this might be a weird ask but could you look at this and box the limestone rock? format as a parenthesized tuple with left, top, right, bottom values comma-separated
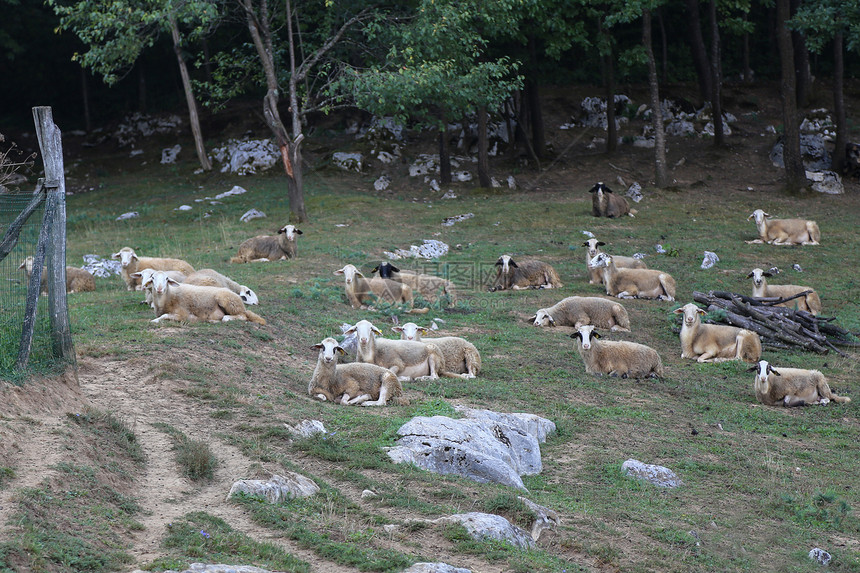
(434, 512, 535, 550)
(622, 459, 682, 488)
(226, 473, 319, 503)
(404, 563, 471, 573)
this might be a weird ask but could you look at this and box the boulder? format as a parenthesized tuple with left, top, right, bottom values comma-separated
(404, 564, 471, 573)
(434, 512, 535, 550)
(622, 459, 682, 488)
(806, 170, 844, 194)
(226, 473, 319, 503)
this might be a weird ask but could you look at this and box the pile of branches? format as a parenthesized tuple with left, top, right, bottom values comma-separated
(691, 290, 859, 356)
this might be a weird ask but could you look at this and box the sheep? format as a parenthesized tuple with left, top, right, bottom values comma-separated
(111, 246, 195, 291)
(582, 238, 647, 285)
(184, 268, 259, 305)
(674, 302, 761, 363)
(371, 261, 458, 306)
(308, 337, 402, 406)
(589, 252, 675, 301)
(589, 182, 634, 218)
(529, 296, 631, 332)
(18, 256, 96, 294)
(131, 268, 187, 307)
(751, 360, 850, 407)
(490, 255, 563, 291)
(570, 324, 662, 378)
(230, 224, 302, 263)
(746, 209, 820, 245)
(346, 319, 455, 381)
(334, 264, 428, 314)
(747, 267, 821, 315)
(391, 322, 482, 379)
(141, 270, 266, 325)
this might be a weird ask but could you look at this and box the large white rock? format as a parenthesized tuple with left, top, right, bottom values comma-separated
(404, 564, 471, 573)
(434, 513, 535, 550)
(226, 473, 319, 503)
(622, 459, 682, 488)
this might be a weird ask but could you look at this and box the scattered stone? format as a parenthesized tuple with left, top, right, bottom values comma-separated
(793, 264, 803, 272)
(806, 170, 844, 194)
(210, 139, 280, 175)
(701, 251, 719, 269)
(702, 121, 732, 137)
(441, 190, 457, 199)
(129, 148, 144, 158)
(517, 496, 560, 541)
(809, 548, 832, 566)
(215, 186, 248, 199)
(429, 179, 441, 192)
(114, 112, 182, 147)
(506, 175, 517, 189)
(403, 564, 471, 573)
(361, 489, 378, 499)
(581, 230, 595, 238)
(161, 144, 181, 164)
(633, 252, 648, 259)
(409, 154, 438, 177)
(442, 213, 474, 227)
(226, 473, 319, 503)
(665, 120, 695, 137)
(332, 151, 363, 172)
(453, 171, 472, 182)
(376, 151, 397, 163)
(174, 205, 192, 211)
(240, 209, 266, 223)
(159, 565, 284, 573)
(434, 513, 535, 550)
(116, 211, 139, 221)
(770, 134, 831, 171)
(454, 406, 556, 443)
(374, 175, 391, 191)
(384, 239, 449, 260)
(626, 182, 643, 203)
(283, 420, 327, 438)
(622, 459, 682, 488)
(82, 254, 121, 278)
(655, 244, 667, 254)
(340, 323, 357, 354)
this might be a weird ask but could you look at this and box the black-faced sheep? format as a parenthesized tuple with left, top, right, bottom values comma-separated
(334, 264, 428, 314)
(371, 262, 458, 306)
(571, 325, 662, 378)
(589, 182, 633, 218)
(751, 360, 850, 407)
(589, 253, 675, 301)
(747, 267, 821, 315)
(582, 238, 647, 285)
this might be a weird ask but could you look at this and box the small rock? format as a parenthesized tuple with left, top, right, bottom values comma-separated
(215, 186, 247, 199)
(701, 251, 719, 269)
(116, 211, 139, 221)
(442, 213, 474, 226)
(403, 564, 472, 573)
(174, 205, 192, 211)
(626, 182, 643, 203)
(793, 264, 803, 272)
(374, 175, 391, 191)
(226, 473, 319, 503)
(361, 489, 378, 499)
(621, 459, 682, 488)
(160, 144, 181, 164)
(240, 209, 266, 222)
(283, 420, 327, 438)
(809, 547, 832, 566)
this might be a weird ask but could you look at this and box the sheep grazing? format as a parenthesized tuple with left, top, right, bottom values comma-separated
(589, 182, 634, 218)
(334, 264, 428, 314)
(747, 267, 821, 315)
(674, 302, 761, 363)
(142, 270, 266, 325)
(490, 255, 563, 291)
(372, 262, 458, 306)
(746, 209, 820, 245)
(571, 324, 663, 378)
(391, 322, 482, 379)
(230, 224, 302, 263)
(112, 246, 195, 291)
(308, 337, 402, 406)
(752, 360, 850, 407)
(589, 252, 675, 301)
(529, 296, 631, 332)
(184, 268, 259, 305)
(583, 238, 647, 285)
(18, 256, 96, 294)
(346, 319, 453, 380)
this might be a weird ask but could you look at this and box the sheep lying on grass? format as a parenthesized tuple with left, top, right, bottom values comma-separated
(335, 264, 428, 314)
(529, 296, 631, 332)
(746, 209, 820, 245)
(346, 319, 453, 381)
(589, 253, 675, 301)
(112, 246, 194, 291)
(589, 182, 634, 218)
(747, 267, 821, 315)
(185, 268, 259, 305)
(391, 322, 481, 379)
(372, 262, 458, 306)
(18, 255, 96, 294)
(571, 325, 663, 378)
(490, 255, 563, 291)
(583, 238, 647, 285)
(142, 270, 265, 325)
(131, 268, 187, 307)
(675, 303, 761, 363)
(309, 337, 402, 406)
(751, 360, 850, 407)
(230, 224, 302, 262)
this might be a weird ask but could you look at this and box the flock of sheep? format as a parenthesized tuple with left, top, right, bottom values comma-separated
(17, 186, 849, 410)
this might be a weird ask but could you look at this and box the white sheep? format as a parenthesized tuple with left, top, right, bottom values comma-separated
(184, 268, 259, 305)
(583, 238, 647, 285)
(142, 270, 266, 325)
(747, 267, 821, 315)
(131, 268, 187, 307)
(746, 209, 820, 245)
(752, 360, 850, 407)
(308, 337, 402, 406)
(529, 296, 631, 332)
(589, 253, 675, 301)
(346, 319, 452, 381)
(674, 303, 761, 363)
(18, 256, 96, 294)
(571, 324, 663, 378)
(334, 264, 428, 314)
(490, 255, 563, 291)
(589, 182, 634, 218)
(230, 224, 302, 262)
(371, 262, 458, 306)
(391, 322, 481, 379)
(112, 246, 195, 291)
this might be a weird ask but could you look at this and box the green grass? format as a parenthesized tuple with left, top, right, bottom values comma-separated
(152, 422, 219, 482)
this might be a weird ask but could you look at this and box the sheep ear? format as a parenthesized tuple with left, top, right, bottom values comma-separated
(130, 272, 142, 278)
(17, 261, 25, 269)
(277, 227, 286, 234)
(588, 185, 598, 193)
(746, 271, 754, 278)
(311, 344, 323, 350)
(696, 308, 707, 316)
(581, 241, 590, 247)
(336, 346, 345, 355)
(746, 365, 758, 372)
(370, 266, 379, 274)
(391, 326, 403, 333)
(334, 268, 345, 275)
(596, 241, 606, 247)
(770, 367, 781, 377)
(510, 260, 519, 268)
(111, 251, 121, 259)
(389, 264, 400, 273)
(527, 314, 537, 322)
(344, 325, 357, 335)
(592, 331, 601, 339)
(294, 229, 303, 235)
(167, 277, 181, 286)
(672, 307, 684, 314)
(419, 327, 430, 334)
(747, 213, 755, 220)
(371, 325, 382, 335)
(495, 258, 503, 266)
(569, 332, 580, 340)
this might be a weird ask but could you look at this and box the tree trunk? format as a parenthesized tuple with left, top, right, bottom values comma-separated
(643, 10, 668, 187)
(477, 105, 491, 187)
(169, 16, 211, 171)
(284, 0, 307, 221)
(657, 8, 668, 85)
(775, 0, 805, 191)
(525, 79, 545, 159)
(708, 0, 724, 146)
(832, 30, 846, 174)
(685, 0, 712, 106)
(790, 0, 811, 108)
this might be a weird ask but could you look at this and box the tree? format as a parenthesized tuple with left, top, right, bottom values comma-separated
(775, 0, 805, 191)
(48, 0, 217, 171)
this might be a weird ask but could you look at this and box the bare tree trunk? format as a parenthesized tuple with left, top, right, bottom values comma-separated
(709, 0, 724, 146)
(284, 0, 307, 222)
(477, 105, 491, 187)
(776, 0, 806, 191)
(169, 16, 211, 171)
(790, 0, 811, 108)
(832, 30, 846, 174)
(525, 79, 545, 159)
(643, 10, 668, 187)
(685, 0, 712, 106)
